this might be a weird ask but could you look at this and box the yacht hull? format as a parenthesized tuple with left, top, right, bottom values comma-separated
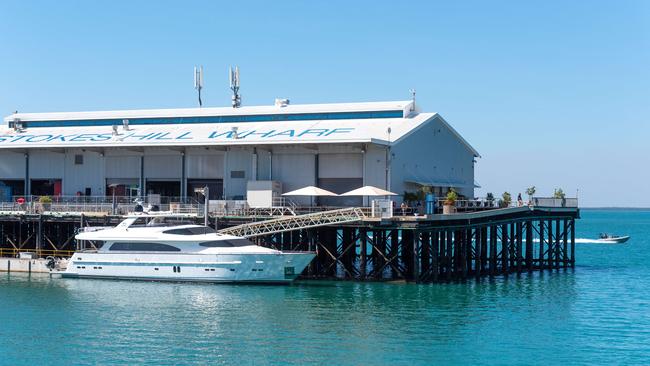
(62, 252, 315, 284)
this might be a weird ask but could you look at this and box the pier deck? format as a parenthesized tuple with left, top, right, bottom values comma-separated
(0, 205, 579, 283)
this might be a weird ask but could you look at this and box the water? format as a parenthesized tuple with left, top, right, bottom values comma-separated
(1, 209, 649, 365)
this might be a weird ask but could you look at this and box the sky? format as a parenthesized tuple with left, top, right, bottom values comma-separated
(0, 1, 648, 207)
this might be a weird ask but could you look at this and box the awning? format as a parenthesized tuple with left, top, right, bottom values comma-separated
(404, 179, 474, 189)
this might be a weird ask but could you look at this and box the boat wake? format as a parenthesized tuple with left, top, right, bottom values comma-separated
(575, 238, 626, 244)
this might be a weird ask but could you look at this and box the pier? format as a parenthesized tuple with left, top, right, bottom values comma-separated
(0, 199, 579, 283)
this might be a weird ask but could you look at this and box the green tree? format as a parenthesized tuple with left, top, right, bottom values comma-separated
(525, 186, 536, 199)
(553, 188, 565, 199)
(499, 191, 512, 208)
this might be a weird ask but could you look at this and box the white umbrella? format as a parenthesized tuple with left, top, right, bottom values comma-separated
(282, 186, 337, 197)
(282, 186, 337, 206)
(339, 185, 397, 196)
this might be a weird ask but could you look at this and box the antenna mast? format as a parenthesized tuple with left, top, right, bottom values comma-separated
(409, 88, 416, 111)
(194, 66, 204, 107)
(229, 66, 241, 108)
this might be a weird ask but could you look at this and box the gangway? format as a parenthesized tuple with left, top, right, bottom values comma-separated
(217, 207, 367, 238)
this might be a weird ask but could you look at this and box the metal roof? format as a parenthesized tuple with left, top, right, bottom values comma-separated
(0, 100, 479, 157)
(4, 100, 414, 123)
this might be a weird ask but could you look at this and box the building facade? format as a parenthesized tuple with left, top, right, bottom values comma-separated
(0, 100, 479, 205)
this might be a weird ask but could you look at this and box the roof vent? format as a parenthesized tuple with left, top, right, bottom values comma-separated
(275, 98, 290, 107)
(122, 119, 130, 131)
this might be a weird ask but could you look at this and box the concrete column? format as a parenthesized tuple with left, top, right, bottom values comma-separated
(139, 155, 144, 196)
(181, 150, 186, 199)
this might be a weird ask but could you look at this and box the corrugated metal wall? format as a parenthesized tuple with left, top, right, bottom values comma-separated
(0, 151, 25, 179)
(105, 155, 141, 179)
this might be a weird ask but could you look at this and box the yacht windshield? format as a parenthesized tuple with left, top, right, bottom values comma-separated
(128, 217, 199, 228)
(163, 227, 216, 235)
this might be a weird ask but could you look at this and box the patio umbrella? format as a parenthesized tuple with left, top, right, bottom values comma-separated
(282, 186, 338, 206)
(339, 185, 397, 197)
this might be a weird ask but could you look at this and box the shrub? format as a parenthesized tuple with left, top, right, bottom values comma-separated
(444, 189, 458, 205)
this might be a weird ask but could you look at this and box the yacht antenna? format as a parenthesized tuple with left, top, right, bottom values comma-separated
(229, 66, 241, 108)
(194, 66, 204, 107)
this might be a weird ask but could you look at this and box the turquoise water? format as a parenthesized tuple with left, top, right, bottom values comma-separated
(1, 209, 649, 365)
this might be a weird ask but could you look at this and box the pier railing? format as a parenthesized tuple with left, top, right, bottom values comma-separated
(0, 195, 577, 217)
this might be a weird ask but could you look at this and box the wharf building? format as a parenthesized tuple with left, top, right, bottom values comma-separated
(0, 100, 479, 206)
(0, 99, 580, 283)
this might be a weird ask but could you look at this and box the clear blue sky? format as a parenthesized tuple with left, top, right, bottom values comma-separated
(1, 1, 648, 207)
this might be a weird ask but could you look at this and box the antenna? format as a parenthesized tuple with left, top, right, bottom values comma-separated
(194, 66, 204, 107)
(229, 66, 241, 108)
(409, 89, 416, 111)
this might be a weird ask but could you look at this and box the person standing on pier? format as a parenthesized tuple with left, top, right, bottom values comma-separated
(517, 193, 523, 207)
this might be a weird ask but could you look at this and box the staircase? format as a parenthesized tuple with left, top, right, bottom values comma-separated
(217, 207, 366, 238)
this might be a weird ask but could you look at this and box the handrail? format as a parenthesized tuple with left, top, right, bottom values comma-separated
(0, 248, 76, 258)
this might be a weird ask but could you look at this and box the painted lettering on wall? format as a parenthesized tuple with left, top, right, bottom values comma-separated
(0, 127, 355, 145)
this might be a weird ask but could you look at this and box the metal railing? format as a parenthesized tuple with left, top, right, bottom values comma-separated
(0, 248, 76, 258)
(218, 207, 368, 238)
(0, 195, 578, 217)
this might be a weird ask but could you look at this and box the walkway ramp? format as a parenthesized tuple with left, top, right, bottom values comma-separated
(217, 207, 366, 238)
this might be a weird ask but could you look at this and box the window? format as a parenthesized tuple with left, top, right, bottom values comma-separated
(74, 154, 84, 165)
(109, 242, 181, 252)
(164, 227, 216, 235)
(199, 239, 254, 247)
(230, 170, 245, 179)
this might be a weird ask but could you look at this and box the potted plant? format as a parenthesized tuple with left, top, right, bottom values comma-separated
(443, 188, 457, 214)
(38, 195, 53, 211)
(499, 191, 512, 208)
(553, 188, 566, 207)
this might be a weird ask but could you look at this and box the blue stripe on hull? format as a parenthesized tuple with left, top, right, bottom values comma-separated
(61, 273, 295, 284)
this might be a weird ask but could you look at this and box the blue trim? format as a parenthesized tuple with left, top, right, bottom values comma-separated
(74, 261, 237, 267)
(13, 110, 404, 128)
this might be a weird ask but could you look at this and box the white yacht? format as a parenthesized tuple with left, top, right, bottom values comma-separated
(62, 215, 315, 284)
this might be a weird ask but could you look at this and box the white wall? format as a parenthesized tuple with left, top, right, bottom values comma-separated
(185, 150, 225, 179)
(272, 152, 316, 205)
(29, 150, 64, 179)
(144, 150, 182, 179)
(105, 154, 141, 179)
(63, 150, 104, 196)
(390, 115, 475, 200)
(363, 144, 387, 189)
(224, 148, 252, 199)
(318, 153, 362, 178)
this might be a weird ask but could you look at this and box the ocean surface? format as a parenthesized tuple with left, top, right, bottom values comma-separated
(1, 209, 649, 365)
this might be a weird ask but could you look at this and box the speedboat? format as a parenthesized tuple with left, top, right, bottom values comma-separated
(62, 214, 315, 284)
(596, 233, 630, 244)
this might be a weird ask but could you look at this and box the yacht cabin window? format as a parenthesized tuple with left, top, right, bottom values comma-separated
(109, 242, 181, 252)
